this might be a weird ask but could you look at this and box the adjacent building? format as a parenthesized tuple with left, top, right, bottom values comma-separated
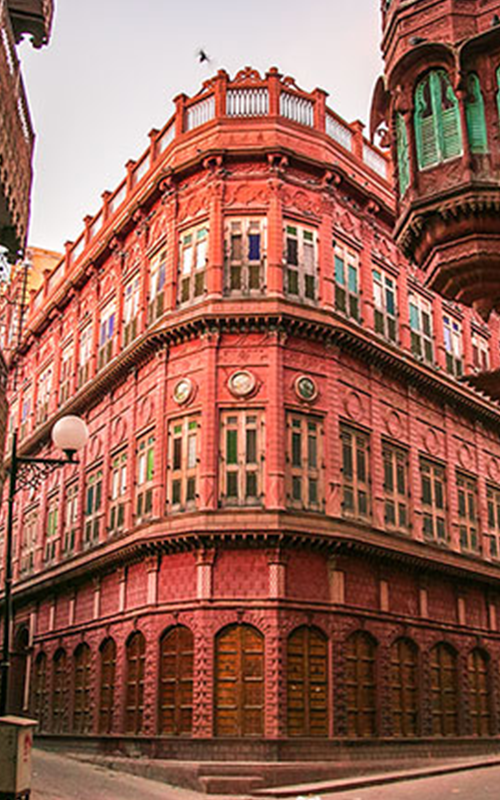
(4, 66, 500, 788)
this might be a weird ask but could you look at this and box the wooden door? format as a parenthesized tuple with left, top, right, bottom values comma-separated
(215, 624, 264, 737)
(72, 644, 92, 733)
(287, 626, 328, 737)
(52, 649, 68, 733)
(125, 632, 145, 734)
(390, 638, 419, 736)
(159, 626, 194, 736)
(430, 643, 458, 736)
(32, 653, 48, 730)
(99, 638, 116, 733)
(345, 631, 377, 737)
(468, 649, 491, 736)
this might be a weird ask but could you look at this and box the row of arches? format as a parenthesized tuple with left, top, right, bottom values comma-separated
(32, 625, 493, 738)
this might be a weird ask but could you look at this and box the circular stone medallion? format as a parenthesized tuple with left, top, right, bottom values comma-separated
(173, 377, 194, 405)
(228, 370, 256, 398)
(295, 375, 318, 402)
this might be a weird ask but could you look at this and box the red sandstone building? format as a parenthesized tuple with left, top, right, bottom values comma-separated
(4, 61, 500, 786)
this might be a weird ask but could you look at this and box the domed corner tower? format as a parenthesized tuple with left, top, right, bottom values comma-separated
(372, 0, 500, 318)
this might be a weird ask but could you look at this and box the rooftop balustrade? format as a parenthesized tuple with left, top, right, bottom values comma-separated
(24, 67, 390, 325)
(0, 0, 34, 257)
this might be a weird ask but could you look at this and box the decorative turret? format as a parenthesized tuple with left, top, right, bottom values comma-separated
(372, 0, 500, 317)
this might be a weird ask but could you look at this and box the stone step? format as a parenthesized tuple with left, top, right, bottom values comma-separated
(199, 774, 265, 794)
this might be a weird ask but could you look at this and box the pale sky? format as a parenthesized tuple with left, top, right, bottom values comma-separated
(19, 0, 384, 254)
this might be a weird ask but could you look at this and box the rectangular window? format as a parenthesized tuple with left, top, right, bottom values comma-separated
(457, 472, 479, 553)
(226, 218, 266, 294)
(136, 433, 155, 521)
(84, 468, 103, 548)
(20, 392, 31, 440)
(44, 497, 59, 564)
(382, 443, 409, 532)
(178, 225, 208, 305)
(59, 343, 74, 404)
(98, 301, 116, 370)
(420, 458, 447, 543)
(471, 333, 489, 373)
(20, 509, 38, 576)
(78, 325, 93, 388)
(36, 365, 53, 425)
(373, 269, 397, 343)
(487, 485, 500, 560)
(124, 274, 140, 344)
(443, 314, 463, 377)
(168, 416, 199, 510)
(284, 223, 317, 302)
(63, 482, 78, 557)
(409, 294, 434, 364)
(148, 249, 167, 324)
(287, 415, 323, 510)
(220, 411, 263, 506)
(340, 425, 370, 520)
(334, 242, 360, 320)
(109, 450, 127, 534)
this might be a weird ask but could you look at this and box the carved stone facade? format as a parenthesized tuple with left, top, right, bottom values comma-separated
(3, 67, 500, 785)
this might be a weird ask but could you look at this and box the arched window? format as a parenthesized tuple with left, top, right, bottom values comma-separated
(287, 626, 328, 737)
(214, 624, 264, 737)
(345, 631, 377, 737)
(415, 70, 462, 169)
(465, 74, 488, 153)
(73, 643, 92, 733)
(468, 648, 491, 736)
(98, 638, 116, 734)
(159, 626, 194, 736)
(32, 652, 48, 730)
(430, 643, 458, 736)
(396, 113, 410, 196)
(390, 638, 419, 736)
(125, 631, 146, 734)
(52, 648, 68, 733)
(10, 626, 29, 715)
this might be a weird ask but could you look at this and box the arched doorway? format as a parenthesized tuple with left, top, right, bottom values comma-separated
(52, 648, 68, 733)
(345, 631, 377, 737)
(390, 638, 419, 737)
(287, 625, 328, 737)
(98, 638, 116, 734)
(430, 643, 458, 736)
(468, 648, 492, 736)
(9, 625, 29, 715)
(72, 643, 92, 733)
(32, 652, 48, 730)
(214, 624, 264, 737)
(125, 631, 146, 734)
(159, 625, 194, 736)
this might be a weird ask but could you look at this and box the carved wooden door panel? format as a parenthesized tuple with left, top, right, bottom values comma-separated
(215, 624, 264, 737)
(430, 644, 458, 736)
(125, 632, 146, 734)
(52, 649, 68, 733)
(287, 626, 328, 737)
(468, 649, 491, 736)
(345, 632, 377, 737)
(159, 626, 194, 736)
(390, 638, 418, 736)
(99, 638, 116, 733)
(73, 644, 92, 733)
(32, 653, 48, 731)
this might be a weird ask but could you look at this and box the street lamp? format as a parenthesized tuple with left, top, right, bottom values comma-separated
(0, 415, 89, 716)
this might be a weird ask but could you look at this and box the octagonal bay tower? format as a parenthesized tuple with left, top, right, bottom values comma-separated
(6, 67, 500, 790)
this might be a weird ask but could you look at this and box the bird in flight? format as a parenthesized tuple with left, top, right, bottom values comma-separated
(197, 48, 212, 64)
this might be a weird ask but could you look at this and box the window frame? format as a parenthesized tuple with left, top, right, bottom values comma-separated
(109, 449, 128, 535)
(98, 300, 116, 370)
(334, 241, 360, 321)
(420, 457, 448, 544)
(225, 217, 266, 295)
(178, 224, 209, 306)
(284, 222, 318, 303)
(83, 466, 103, 548)
(220, 410, 264, 507)
(287, 413, 323, 512)
(409, 293, 434, 364)
(373, 268, 398, 343)
(442, 314, 463, 377)
(136, 432, 155, 521)
(340, 424, 371, 521)
(148, 249, 167, 323)
(382, 441, 410, 533)
(168, 415, 199, 512)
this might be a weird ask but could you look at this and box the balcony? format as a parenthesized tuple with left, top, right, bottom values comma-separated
(0, 0, 34, 257)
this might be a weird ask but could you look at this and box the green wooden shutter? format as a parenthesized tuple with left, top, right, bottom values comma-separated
(415, 77, 439, 168)
(466, 73, 488, 153)
(436, 71, 462, 161)
(396, 113, 410, 195)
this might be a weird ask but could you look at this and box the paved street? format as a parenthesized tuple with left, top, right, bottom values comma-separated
(32, 750, 207, 800)
(320, 763, 500, 800)
(31, 749, 500, 800)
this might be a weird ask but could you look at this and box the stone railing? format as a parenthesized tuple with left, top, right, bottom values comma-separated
(24, 66, 390, 323)
(0, 0, 34, 255)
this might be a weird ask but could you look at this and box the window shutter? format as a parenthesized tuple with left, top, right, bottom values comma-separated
(396, 113, 410, 196)
(415, 80, 439, 169)
(465, 73, 488, 154)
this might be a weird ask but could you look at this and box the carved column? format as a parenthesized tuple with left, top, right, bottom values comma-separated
(206, 167, 225, 297)
(198, 330, 219, 510)
(266, 177, 284, 296)
(266, 329, 286, 509)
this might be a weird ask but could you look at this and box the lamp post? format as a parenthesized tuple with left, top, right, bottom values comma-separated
(0, 415, 89, 716)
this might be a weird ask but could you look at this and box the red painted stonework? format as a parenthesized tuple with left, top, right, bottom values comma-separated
(2, 68, 500, 780)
